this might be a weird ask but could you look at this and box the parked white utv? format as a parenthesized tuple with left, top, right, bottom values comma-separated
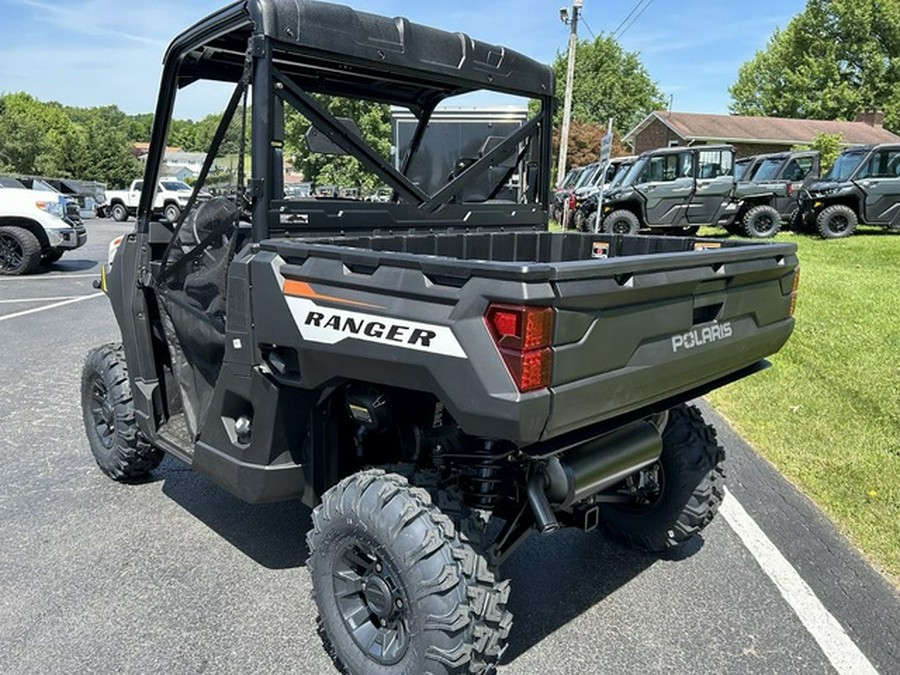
(0, 179, 87, 275)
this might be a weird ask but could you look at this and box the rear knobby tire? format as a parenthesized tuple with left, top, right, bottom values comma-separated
(0, 225, 42, 276)
(81, 343, 163, 480)
(816, 204, 858, 239)
(742, 204, 782, 238)
(601, 404, 725, 552)
(307, 469, 512, 674)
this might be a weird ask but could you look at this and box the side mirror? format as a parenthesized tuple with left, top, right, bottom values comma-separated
(305, 117, 363, 156)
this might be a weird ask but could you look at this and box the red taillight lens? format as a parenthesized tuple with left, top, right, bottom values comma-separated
(786, 183, 794, 196)
(485, 304, 555, 392)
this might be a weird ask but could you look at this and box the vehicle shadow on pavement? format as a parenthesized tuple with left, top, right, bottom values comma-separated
(158, 457, 312, 570)
(39, 260, 98, 273)
(499, 528, 704, 664)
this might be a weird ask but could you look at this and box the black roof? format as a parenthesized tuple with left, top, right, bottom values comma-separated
(166, 0, 554, 106)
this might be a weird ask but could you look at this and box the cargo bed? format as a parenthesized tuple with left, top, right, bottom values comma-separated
(255, 232, 798, 445)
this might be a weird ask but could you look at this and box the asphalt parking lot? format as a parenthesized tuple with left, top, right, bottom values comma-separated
(0, 218, 898, 674)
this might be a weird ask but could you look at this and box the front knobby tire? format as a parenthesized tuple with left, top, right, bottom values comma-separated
(307, 469, 512, 675)
(81, 344, 163, 480)
(603, 209, 641, 235)
(601, 404, 725, 552)
(816, 204, 858, 239)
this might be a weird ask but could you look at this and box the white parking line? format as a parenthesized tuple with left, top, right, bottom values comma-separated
(721, 490, 878, 675)
(0, 273, 99, 281)
(0, 293, 104, 322)
(0, 296, 78, 304)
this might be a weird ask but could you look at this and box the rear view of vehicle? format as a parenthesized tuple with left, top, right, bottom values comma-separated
(800, 143, 900, 238)
(79, 1, 799, 672)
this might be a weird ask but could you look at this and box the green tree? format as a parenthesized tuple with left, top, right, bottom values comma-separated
(549, 35, 665, 137)
(793, 132, 843, 174)
(0, 93, 82, 176)
(71, 118, 142, 189)
(730, 0, 900, 131)
(284, 96, 391, 190)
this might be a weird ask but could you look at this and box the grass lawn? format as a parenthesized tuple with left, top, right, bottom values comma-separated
(702, 226, 900, 582)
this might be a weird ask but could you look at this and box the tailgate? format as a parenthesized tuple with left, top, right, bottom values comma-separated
(543, 244, 797, 439)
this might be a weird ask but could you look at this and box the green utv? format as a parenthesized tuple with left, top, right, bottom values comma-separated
(599, 145, 787, 238)
(80, 1, 799, 672)
(800, 143, 900, 238)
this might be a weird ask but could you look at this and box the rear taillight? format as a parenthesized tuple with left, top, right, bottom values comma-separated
(790, 267, 800, 316)
(786, 183, 794, 196)
(485, 304, 554, 392)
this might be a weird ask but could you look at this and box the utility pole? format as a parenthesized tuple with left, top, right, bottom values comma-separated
(556, 0, 583, 186)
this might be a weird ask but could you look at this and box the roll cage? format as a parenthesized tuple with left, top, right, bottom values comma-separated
(138, 0, 555, 244)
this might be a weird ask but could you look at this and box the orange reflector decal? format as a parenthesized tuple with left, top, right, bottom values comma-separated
(283, 280, 382, 309)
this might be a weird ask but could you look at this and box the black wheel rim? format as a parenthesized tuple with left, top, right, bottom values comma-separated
(0, 233, 24, 272)
(333, 540, 410, 665)
(612, 219, 633, 234)
(830, 215, 849, 233)
(89, 376, 116, 449)
(754, 214, 774, 234)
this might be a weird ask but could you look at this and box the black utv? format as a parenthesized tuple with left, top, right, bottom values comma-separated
(573, 156, 638, 232)
(571, 156, 637, 232)
(80, 2, 799, 672)
(599, 145, 786, 238)
(800, 143, 900, 238)
(746, 151, 820, 228)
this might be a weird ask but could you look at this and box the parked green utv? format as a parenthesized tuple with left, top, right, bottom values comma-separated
(800, 143, 900, 238)
(599, 145, 786, 238)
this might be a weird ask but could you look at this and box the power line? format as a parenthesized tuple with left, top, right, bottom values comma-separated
(611, 0, 648, 38)
(581, 16, 597, 39)
(617, 0, 655, 39)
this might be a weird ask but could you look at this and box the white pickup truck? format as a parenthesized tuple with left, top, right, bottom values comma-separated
(105, 179, 196, 223)
(0, 178, 87, 275)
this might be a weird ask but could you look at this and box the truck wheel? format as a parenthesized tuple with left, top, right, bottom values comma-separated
(111, 203, 128, 222)
(308, 469, 511, 674)
(0, 226, 42, 276)
(601, 404, 725, 552)
(81, 344, 164, 480)
(816, 204, 858, 239)
(604, 209, 640, 235)
(42, 250, 64, 265)
(164, 203, 181, 224)
(742, 205, 782, 238)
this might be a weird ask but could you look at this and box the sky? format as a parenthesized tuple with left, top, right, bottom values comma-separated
(0, 0, 808, 124)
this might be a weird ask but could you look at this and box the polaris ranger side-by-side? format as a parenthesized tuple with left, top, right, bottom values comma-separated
(747, 151, 820, 229)
(599, 145, 787, 238)
(800, 143, 900, 238)
(81, 2, 799, 672)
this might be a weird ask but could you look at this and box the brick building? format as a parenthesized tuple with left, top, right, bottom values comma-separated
(624, 111, 900, 158)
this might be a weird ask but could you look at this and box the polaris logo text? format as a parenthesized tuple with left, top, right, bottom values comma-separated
(671, 322, 733, 352)
(285, 297, 466, 358)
